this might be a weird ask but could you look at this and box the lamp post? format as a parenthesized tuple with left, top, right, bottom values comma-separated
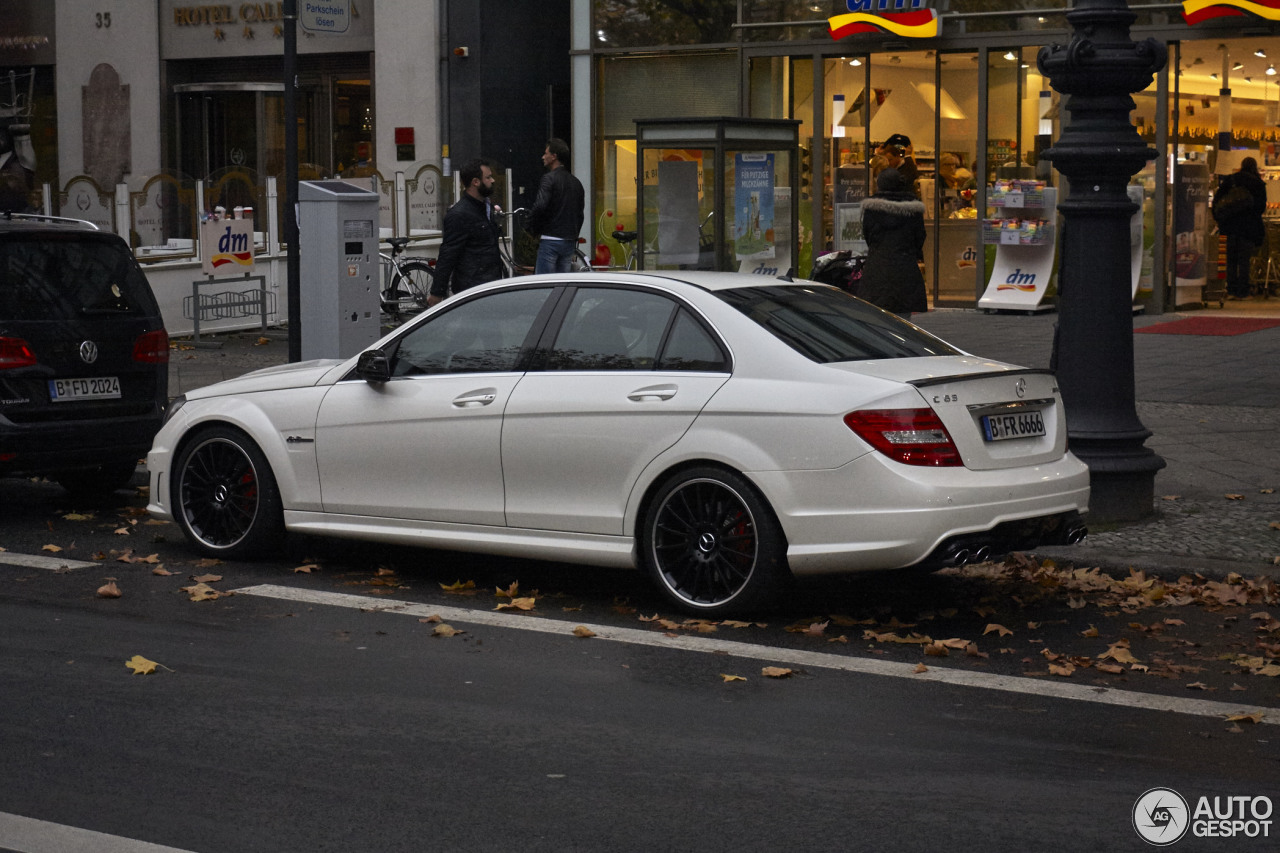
(1037, 0, 1167, 522)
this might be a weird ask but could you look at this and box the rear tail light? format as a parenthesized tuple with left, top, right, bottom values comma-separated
(0, 336, 37, 370)
(843, 408, 962, 467)
(133, 329, 170, 364)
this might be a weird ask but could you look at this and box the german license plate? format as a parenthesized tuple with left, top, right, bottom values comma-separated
(48, 376, 121, 402)
(981, 409, 1045, 441)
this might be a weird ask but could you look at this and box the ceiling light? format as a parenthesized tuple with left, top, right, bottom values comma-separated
(1233, 61, 1244, 70)
(1004, 50, 1017, 61)
(849, 58, 861, 66)
(889, 55, 901, 64)
(1269, 64, 1277, 76)
(1193, 57, 1204, 65)
(1211, 73, 1219, 79)
(1256, 48, 1268, 58)
(809, 3, 823, 11)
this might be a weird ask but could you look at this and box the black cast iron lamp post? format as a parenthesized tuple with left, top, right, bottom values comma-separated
(1038, 0, 1167, 522)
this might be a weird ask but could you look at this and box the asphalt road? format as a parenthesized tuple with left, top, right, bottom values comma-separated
(2, 477, 1278, 851)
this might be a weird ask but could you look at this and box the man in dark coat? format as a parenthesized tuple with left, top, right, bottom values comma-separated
(428, 158, 504, 306)
(858, 168, 927, 318)
(1214, 156, 1268, 300)
(525, 138, 585, 274)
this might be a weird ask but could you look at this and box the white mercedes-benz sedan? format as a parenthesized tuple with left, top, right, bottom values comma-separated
(147, 272, 1089, 615)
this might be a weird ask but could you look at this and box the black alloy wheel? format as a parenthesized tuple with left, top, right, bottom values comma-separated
(642, 467, 786, 615)
(173, 426, 283, 558)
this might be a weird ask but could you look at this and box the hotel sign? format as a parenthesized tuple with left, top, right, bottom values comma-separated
(828, 0, 940, 40)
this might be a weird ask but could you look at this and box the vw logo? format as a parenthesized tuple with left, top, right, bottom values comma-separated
(78, 341, 99, 364)
(1014, 377, 1026, 398)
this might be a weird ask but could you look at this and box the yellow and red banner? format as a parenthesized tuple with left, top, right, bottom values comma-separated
(1182, 0, 1280, 24)
(828, 9, 939, 40)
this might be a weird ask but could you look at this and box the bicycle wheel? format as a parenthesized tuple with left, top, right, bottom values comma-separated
(390, 260, 436, 318)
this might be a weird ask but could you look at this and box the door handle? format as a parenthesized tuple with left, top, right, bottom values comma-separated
(628, 383, 677, 402)
(453, 388, 498, 407)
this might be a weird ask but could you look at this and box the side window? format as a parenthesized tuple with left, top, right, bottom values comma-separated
(545, 288, 676, 371)
(390, 287, 551, 376)
(657, 309, 728, 372)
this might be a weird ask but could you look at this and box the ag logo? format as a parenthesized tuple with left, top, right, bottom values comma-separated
(1133, 787, 1190, 845)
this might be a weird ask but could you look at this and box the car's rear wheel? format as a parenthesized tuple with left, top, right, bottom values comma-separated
(173, 426, 283, 558)
(641, 467, 787, 616)
(54, 458, 139, 497)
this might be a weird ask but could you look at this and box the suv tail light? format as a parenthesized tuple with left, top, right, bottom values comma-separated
(0, 336, 38, 370)
(843, 408, 962, 467)
(133, 329, 170, 364)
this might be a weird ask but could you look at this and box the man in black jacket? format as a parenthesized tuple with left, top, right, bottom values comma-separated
(428, 158, 503, 306)
(526, 138, 585, 274)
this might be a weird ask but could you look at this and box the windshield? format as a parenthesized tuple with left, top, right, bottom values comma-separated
(715, 284, 962, 362)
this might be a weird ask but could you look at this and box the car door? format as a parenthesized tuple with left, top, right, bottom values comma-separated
(502, 286, 731, 535)
(315, 286, 555, 524)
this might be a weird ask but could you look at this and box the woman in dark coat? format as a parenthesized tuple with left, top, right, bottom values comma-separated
(1215, 156, 1268, 299)
(858, 167, 927, 317)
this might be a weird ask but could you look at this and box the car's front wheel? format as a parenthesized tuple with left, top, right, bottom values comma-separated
(641, 467, 787, 616)
(173, 426, 283, 558)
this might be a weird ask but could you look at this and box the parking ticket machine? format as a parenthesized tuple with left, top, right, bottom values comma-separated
(299, 180, 381, 360)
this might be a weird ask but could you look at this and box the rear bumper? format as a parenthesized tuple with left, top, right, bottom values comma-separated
(0, 413, 160, 476)
(750, 451, 1091, 575)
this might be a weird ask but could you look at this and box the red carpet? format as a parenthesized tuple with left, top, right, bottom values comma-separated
(1134, 316, 1280, 336)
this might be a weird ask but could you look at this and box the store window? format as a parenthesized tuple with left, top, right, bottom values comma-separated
(595, 53, 736, 268)
(593, 0, 736, 48)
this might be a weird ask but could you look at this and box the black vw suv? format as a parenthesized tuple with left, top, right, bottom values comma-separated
(1, 213, 169, 496)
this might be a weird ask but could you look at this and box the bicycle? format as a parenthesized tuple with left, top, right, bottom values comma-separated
(379, 237, 436, 322)
(501, 207, 597, 274)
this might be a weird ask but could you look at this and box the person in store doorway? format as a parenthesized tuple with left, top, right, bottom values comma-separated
(859, 167, 928, 319)
(427, 158, 503, 307)
(526, 138, 585, 274)
(0, 126, 33, 213)
(878, 133, 919, 187)
(1212, 156, 1267, 300)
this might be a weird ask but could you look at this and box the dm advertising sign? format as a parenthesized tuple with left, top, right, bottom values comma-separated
(1182, 0, 1280, 25)
(733, 153, 776, 263)
(201, 218, 256, 275)
(828, 0, 939, 40)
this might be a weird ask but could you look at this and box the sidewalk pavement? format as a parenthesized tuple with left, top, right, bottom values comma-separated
(167, 305, 1280, 581)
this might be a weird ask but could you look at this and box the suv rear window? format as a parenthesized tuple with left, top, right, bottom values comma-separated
(715, 284, 962, 362)
(0, 234, 159, 320)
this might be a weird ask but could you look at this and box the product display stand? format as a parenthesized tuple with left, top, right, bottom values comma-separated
(978, 184, 1058, 313)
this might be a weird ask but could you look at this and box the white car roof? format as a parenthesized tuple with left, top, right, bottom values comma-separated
(504, 269, 811, 293)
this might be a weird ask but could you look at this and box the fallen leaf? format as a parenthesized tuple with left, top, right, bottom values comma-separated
(432, 624, 464, 637)
(1066, 597, 1087, 610)
(1225, 494, 1244, 501)
(924, 643, 949, 657)
(293, 564, 319, 574)
(912, 663, 929, 673)
(1096, 663, 1124, 674)
(572, 626, 596, 638)
(495, 597, 536, 612)
(97, 581, 121, 598)
(1225, 711, 1265, 724)
(255, 336, 271, 346)
(440, 579, 477, 594)
(125, 655, 158, 675)
(495, 582, 520, 599)
(151, 567, 174, 576)
(1049, 663, 1076, 677)
(1185, 681, 1212, 690)
(62, 512, 92, 521)
(418, 615, 443, 623)
(192, 573, 222, 583)
(196, 557, 223, 568)
(180, 582, 223, 602)
(761, 666, 793, 678)
(1100, 644, 1140, 664)
(720, 674, 746, 682)
(983, 623, 1013, 637)
(41, 544, 62, 553)
(1081, 625, 1100, 638)
(1160, 494, 1181, 501)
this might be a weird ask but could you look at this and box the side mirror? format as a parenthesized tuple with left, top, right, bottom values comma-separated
(355, 349, 391, 383)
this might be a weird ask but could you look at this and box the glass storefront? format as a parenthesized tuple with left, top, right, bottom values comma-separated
(586, 4, 1280, 312)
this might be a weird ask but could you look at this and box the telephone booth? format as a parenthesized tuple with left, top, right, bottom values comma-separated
(634, 117, 800, 275)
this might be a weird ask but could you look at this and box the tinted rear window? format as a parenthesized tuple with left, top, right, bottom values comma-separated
(715, 284, 962, 362)
(0, 234, 158, 320)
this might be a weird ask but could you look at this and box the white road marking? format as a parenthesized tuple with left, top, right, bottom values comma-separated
(0, 811, 199, 853)
(0, 552, 98, 571)
(235, 583, 1277, 726)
